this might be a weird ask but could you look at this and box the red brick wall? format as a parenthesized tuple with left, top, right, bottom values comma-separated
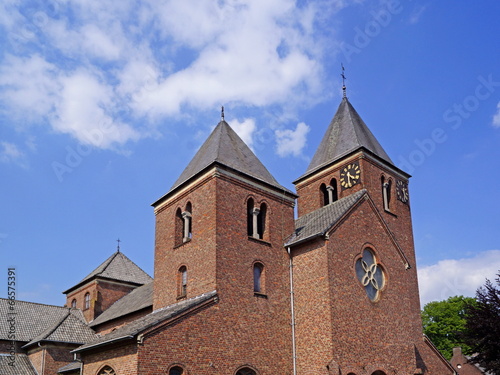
(291, 197, 450, 374)
(153, 172, 218, 310)
(27, 344, 76, 375)
(66, 280, 137, 322)
(93, 307, 152, 335)
(147, 166, 296, 374)
(82, 344, 138, 375)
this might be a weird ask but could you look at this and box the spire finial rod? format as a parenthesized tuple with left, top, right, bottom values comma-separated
(341, 63, 347, 98)
(221, 106, 225, 121)
(116, 238, 121, 252)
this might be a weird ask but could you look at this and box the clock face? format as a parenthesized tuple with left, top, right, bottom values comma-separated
(340, 162, 361, 190)
(396, 180, 409, 203)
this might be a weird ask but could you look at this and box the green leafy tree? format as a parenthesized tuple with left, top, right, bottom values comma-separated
(421, 295, 476, 360)
(463, 272, 500, 375)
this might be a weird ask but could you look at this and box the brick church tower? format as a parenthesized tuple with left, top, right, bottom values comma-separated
(150, 116, 297, 373)
(286, 97, 453, 374)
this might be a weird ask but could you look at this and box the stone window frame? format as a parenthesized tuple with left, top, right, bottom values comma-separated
(97, 365, 116, 375)
(175, 202, 193, 246)
(320, 178, 338, 206)
(168, 365, 186, 375)
(246, 197, 269, 242)
(355, 246, 386, 302)
(235, 366, 258, 375)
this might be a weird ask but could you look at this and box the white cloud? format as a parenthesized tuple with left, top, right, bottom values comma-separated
(417, 249, 500, 306)
(229, 118, 257, 149)
(0, 0, 346, 152)
(275, 122, 310, 157)
(408, 5, 427, 25)
(492, 101, 500, 128)
(0, 142, 27, 167)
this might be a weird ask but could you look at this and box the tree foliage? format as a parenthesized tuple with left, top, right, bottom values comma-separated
(463, 272, 500, 375)
(421, 295, 475, 360)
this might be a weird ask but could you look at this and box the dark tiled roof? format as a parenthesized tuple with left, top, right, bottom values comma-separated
(24, 309, 96, 348)
(64, 251, 152, 294)
(159, 120, 292, 200)
(0, 353, 38, 375)
(297, 98, 392, 182)
(286, 189, 367, 247)
(58, 360, 82, 373)
(89, 282, 153, 327)
(75, 290, 218, 353)
(0, 298, 86, 342)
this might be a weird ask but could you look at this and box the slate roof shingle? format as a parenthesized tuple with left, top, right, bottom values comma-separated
(63, 251, 152, 294)
(0, 298, 86, 342)
(297, 98, 393, 182)
(0, 353, 38, 375)
(89, 281, 153, 327)
(155, 120, 293, 204)
(286, 189, 367, 247)
(58, 360, 82, 373)
(75, 290, 218, 352)
(23, 309, 96, 348)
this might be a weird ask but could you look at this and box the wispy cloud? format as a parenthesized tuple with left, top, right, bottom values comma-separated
(417, 249, 500, 306)
(408, 4, 427, 25)
(229, 118, 257, 150)
(0, 0, 344, 153)
(275, 122, 310, 157)
(492, 101, 500, 128)
(0, 142, 27, 167)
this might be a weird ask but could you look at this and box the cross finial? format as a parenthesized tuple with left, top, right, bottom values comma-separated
(221, 106, 225, 121)
(341, 63, 347, 98)
(116, 238, 121, 252)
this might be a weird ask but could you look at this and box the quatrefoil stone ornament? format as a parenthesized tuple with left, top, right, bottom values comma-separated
(355, 248, 385, 301)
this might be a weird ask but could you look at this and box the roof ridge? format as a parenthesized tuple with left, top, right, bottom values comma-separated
(99, 251, 120, 275)
(0, 297, 67, 309)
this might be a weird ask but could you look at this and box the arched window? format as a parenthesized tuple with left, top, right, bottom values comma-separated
(247, 198, 255, 237)
(178, 266, 187, 298)
(98, 365, 115, 375)
(371, 371, 387, 375)
(381, 176, 392, 211)
(253, 262, 264, 294)
(181, 202, 192, 243)
(84, 293, 90, 310)
(247, 199, 267, 240)
(175, 208, 183, 245)
(71, 299, 77, 308)
(169, 366, 184, 375)
(257, 203, 267, 240)
(329, 178, 338, 203)
(236, 368, 257, 375)
(320, 183, 328, 206)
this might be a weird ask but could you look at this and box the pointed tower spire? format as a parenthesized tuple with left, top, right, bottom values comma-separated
(158, 116, 293, 201)
(295, 98, 393, 183)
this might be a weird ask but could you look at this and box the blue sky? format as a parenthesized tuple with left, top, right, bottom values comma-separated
(1, 0, 499, 307)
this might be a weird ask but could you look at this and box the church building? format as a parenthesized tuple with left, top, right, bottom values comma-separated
(0, 95, 456, 375)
